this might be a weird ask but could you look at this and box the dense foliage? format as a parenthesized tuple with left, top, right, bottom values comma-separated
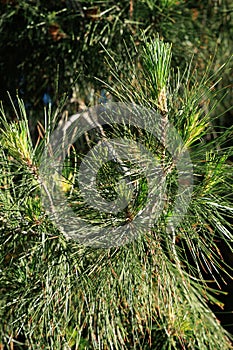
(0, 0, 232, 121)
(0, 1, 233, 349)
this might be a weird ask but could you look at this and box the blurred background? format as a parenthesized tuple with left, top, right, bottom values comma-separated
(0, 0, 232, 124)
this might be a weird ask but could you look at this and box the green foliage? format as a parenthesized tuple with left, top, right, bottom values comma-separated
(0, 0, 232, 126)
(0, 37, 233, 349)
